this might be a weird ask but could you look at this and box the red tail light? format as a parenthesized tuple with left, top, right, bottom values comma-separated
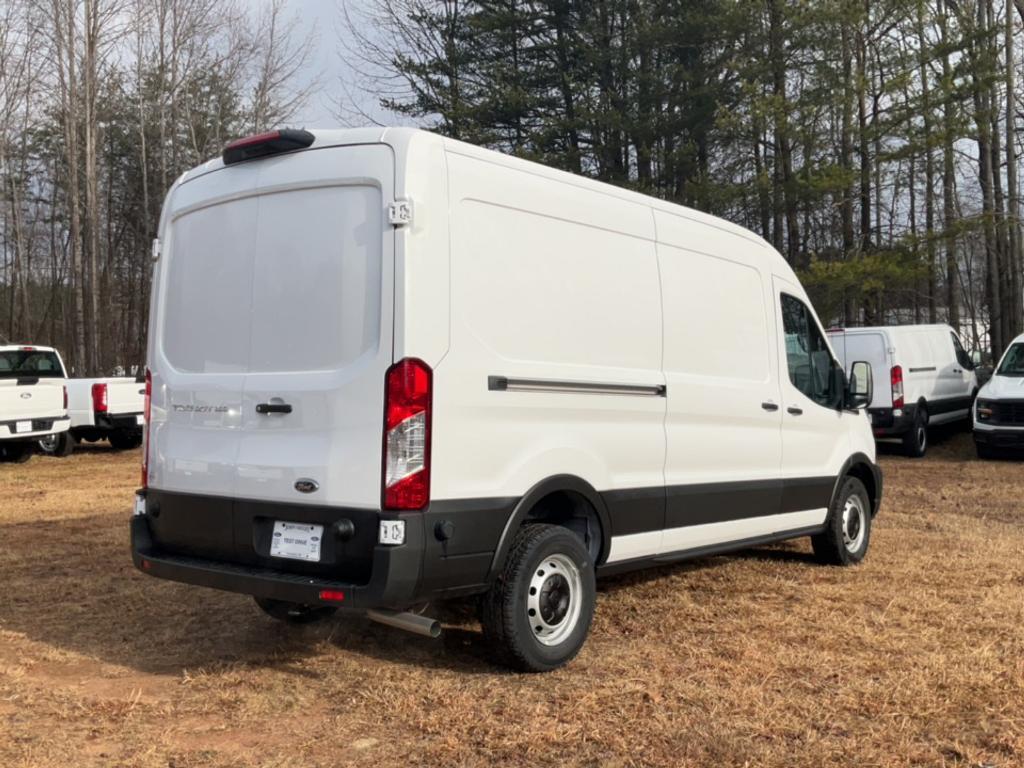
(62, 386, 68, 410)
(318, 590, 345, 603)
(141, 369, 151, 488)
(382, 358, 432, 510)
(890, 365, 904, 410)
(92, 382, 108, 413)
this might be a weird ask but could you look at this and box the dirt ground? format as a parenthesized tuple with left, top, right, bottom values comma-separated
(0, 433, 1021, 767)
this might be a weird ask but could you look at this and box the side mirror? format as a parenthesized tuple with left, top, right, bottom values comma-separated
(957, 350, 975, 370)
(846, 360, 872, 410)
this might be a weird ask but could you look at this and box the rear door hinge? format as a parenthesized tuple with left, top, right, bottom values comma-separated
(388, 199, 414, 227)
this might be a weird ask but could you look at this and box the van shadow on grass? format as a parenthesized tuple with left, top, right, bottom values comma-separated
(0, 512, 500, 676)
(0, 508, 832, 677)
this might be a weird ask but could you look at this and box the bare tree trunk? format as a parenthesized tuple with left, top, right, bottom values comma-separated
(938, 0, 959, 328)
(1006, 0, 1023, 333)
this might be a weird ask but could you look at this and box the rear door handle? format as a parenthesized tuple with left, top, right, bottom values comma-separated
(787, 406, 803, 415)
(256, 402, 292, 415)
(761, 401, 779, 412)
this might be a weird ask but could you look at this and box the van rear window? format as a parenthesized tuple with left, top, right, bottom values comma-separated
(162, 186, 382, 374)
(0, 350, 64, 379)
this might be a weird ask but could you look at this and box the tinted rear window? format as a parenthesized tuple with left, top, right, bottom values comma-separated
(162, 185, 383, 374)
(0, 350, 65, 379)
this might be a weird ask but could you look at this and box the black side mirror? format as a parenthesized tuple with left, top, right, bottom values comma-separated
(846, 360, 872, 410)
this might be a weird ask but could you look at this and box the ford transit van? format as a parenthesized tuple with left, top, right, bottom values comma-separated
(828, 325, 978, 457)
(132, 128, 883, 671)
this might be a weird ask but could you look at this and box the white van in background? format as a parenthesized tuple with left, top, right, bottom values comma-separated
(133, 127, 883, 671)
(0, 345, 70, 463)
(827, 325, 978, 457)
(974, 333, 1024, 457)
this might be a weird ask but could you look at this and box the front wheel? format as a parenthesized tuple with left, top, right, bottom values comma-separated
(253, 597, 338, 625)
(38, 432, 74, 457)
(480, 524, 595, 672)
(812, 476, 872, 566)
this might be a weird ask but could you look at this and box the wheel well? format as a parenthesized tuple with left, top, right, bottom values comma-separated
(524, 490, 604, 563)
(847, 463, 878, 516)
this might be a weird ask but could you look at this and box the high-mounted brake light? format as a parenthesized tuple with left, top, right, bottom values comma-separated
(142, 369, 152, 488)
(222, 129, 315, 165)
(382, 358, 432, 510)
(92, 382, 108, 413)
(890, 365, 904, 410)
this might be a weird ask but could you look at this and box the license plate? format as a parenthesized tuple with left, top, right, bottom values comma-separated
(136, 415, 145, 426)
(15, 420, 31, 434)
(270, 521, 323, 562)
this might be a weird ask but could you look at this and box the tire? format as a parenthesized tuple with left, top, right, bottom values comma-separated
(480, 524, 596, 672)
(902, 407, 928, 458)
(812, 476, 872, 566)
(0, 442, 33, 464)
(38, 432, 74, 457)
(109, 428, 142, 450)
(253, 597, 338, 625)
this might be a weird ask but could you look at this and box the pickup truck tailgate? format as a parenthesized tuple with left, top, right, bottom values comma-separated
(0, 379, 66, 437)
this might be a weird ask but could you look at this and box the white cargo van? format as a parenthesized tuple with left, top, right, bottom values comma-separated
(974, 332, 1024, 457)
(827, 325, 978, 457)
(0, 345, 70, 463)
(133, 128, 883, 671)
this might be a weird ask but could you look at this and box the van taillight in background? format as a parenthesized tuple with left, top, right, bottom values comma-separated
(91, 382, 108, 413)
(141, 369, 151, 488)
(891, 365, 904, 410)
(382, 359, 432, 510)
(62, 385, 68, 410)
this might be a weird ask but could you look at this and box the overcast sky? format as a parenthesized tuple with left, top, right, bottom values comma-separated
(276, 0, 391, 129)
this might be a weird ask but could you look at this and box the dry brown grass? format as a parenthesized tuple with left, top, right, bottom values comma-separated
(0, 434, 1022, 767)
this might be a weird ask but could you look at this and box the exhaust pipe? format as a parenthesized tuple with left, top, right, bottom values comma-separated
(366, 609, 441, 638)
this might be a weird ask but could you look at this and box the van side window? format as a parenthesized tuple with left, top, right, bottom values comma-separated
(781, 294, 838, 407)
(950, 332, 972, 369)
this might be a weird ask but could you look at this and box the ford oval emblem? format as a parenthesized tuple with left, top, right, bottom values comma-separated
(20, 392, 31, 399)
(294, 478, 319, 494)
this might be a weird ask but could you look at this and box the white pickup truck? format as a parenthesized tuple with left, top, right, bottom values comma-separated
(0, 345, 71, 463)
(39, 374, 145, 456)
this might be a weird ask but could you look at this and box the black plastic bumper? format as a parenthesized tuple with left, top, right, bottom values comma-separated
(97, 412, 143, 431)
(131, 511, 425, 610)
(973, 428, 1024, 449)
(869, 404, 917, 438)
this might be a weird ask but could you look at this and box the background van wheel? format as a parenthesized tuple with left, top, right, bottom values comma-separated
(254, 597, 338, 624)
(812, 476, 872, 566)
(902, 408, 928, 458)
(38, 432, 74, 457)
(0, 442, 33, 464)
(109, 429, 142, 450)
(480, 523, 595, 673)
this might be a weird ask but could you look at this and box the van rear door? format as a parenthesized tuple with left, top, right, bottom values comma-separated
(153, 145, 394, 509)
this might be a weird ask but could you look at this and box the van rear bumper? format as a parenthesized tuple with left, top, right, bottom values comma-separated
(869, 405, 917, 437)
(130, 509, 424, 610)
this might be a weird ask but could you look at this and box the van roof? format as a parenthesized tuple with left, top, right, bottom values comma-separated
(173, 126, 792, 281)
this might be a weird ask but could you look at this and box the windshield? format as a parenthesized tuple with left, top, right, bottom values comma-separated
(997, 343, 1024, 377)
(0, 350, 65, 379)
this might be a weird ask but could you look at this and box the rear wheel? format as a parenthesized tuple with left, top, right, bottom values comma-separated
(254, 597, 338, 625)
(38, 432, 74, 457)
(812, 476, 872, 566)
(480, 524, 595, 672)
(109, 429, 142, 450)
(0, 442, 33, 464)
(902, 407, 928, 458)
